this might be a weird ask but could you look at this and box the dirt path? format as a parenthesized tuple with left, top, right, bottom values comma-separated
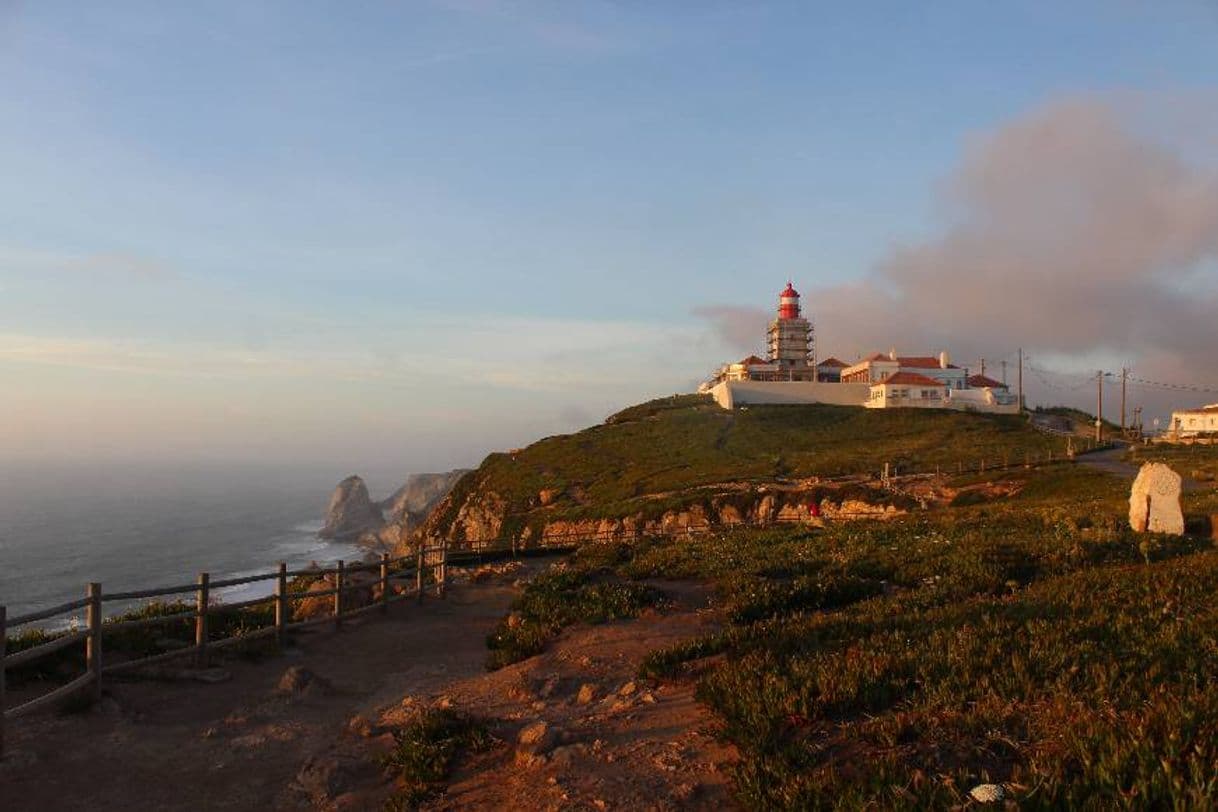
(419, 579, 737, 812)
(0, 566, 540, 812)
(1, 566, 736, 811)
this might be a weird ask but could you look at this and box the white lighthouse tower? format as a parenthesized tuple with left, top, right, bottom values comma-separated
(766, 281, 815, 379)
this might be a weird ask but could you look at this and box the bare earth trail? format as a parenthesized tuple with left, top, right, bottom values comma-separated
(1, 565, 736, 811)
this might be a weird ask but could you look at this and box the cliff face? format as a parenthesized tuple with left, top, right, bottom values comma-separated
(319, 475, 384, 540)
(417, 479, 914, 550)
(319, 470, 471, 548)
(380, 470, 471, 523)
(356, 470, 471, 553)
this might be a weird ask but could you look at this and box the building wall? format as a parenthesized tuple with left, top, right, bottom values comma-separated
(710, 380, 1020, 413)
(866, 385, 946, 409)
(710, 380, 872, 409)
(943, 388, 1020, 414)
(1173, 411, 1218, 436)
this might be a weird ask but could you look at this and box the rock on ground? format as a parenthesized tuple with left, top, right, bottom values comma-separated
(1129, 462, 1184, 535)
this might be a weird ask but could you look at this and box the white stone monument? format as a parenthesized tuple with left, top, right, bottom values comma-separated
(1129, 462, 1184, 535)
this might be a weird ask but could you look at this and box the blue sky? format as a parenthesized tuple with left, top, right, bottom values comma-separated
(3, 1, 1217, 473)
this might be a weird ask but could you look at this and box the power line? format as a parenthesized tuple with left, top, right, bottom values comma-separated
(1126, 375, 1218, 395)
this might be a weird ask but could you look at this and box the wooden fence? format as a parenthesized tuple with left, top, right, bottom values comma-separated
(0, 526, 717, 756)
(0, 543, 461, 757)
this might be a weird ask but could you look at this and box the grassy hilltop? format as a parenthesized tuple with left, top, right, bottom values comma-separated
(488, 460, 1218, 808)
(431, 395, 1071, 535)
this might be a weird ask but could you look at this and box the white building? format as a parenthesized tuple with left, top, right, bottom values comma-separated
(866, 372, 947, 408)
(840, 350, 967, 389)
(1170, 405, 1218, 438)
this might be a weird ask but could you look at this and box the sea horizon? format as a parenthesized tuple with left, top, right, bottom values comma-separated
(0, 459, 418, 625)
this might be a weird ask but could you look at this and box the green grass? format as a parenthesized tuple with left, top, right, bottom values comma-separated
(495, 465, 1218, 808)
(381, 708, 494, 809)
(433, 397, 1071, 535)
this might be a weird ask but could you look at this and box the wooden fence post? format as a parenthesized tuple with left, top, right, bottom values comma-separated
(275, 562, 288, 645)
(416, 547, 424, 604)
(437, 544, 447, 599)
(1, 604, 7, 759)
(334, 560, 344, 629)
(195, 574, 209, 667)
(86, 582, 103, 699)
(380, 553, 390, 614)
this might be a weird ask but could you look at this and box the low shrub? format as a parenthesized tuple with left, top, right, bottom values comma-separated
(381, 708, 494, 808)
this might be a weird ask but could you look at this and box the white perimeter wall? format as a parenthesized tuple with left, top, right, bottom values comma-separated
(710, 380, 1020, 414)
(711, 381, 871, 409)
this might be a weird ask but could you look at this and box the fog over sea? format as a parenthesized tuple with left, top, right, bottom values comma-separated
(0, 461, 406, 626)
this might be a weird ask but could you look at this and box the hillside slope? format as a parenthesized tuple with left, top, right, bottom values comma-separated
(419, 395, 1070, 546)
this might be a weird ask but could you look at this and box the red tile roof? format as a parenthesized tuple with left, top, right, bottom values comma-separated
(876, 371, 947, 387)
(1175, 405, 1218, 415)
(857, 353, 959, 369)
(899, 356, 958, 369)
(817, 357, 847, 368)
(967, 374, 1007, 388)
(738, 355, 769, 366)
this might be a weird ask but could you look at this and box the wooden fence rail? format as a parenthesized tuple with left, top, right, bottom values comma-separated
(0, 544, 458, 758)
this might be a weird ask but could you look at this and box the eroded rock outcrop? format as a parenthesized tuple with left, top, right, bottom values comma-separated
(380, 470, 470, 523)
(319, 475, 384, 540)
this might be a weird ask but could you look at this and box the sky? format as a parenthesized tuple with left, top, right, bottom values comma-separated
(2, 1, 1217, 474)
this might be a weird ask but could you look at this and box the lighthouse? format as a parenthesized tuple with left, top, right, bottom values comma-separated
(766, 281, 815, 378)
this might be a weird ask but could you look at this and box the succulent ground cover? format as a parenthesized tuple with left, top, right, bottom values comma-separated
(499, 464, 1218, 808)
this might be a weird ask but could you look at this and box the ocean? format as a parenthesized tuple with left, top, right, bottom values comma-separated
(0, 461, 400, 627)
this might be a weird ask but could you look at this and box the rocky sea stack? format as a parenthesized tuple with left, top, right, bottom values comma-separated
(319, 475, 384, 540)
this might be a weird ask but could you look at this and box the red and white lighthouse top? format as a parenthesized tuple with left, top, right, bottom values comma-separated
(778, 281, 801, 319)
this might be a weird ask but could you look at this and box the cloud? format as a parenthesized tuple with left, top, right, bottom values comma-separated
(0, 314, 706, 393)
(695, 94, 1218, 415)
(691, 305, 769, 354)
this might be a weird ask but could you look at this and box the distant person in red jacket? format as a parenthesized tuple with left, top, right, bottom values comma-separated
(808, 501, 821, 518)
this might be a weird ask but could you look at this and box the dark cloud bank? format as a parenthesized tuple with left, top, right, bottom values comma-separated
(696, 96, 1218, 419)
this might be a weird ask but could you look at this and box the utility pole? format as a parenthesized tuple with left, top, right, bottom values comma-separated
(1096, 370, 1104, 443)
(1017, 348, 1023, 413)
(1001, 360, 1007, 386)
(1120, 367, 1128, 432)
(980, 358, 986, 378)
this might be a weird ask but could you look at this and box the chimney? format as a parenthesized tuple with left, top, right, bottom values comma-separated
(939, 351, 950, 369)
(888, 347, 897, 361)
